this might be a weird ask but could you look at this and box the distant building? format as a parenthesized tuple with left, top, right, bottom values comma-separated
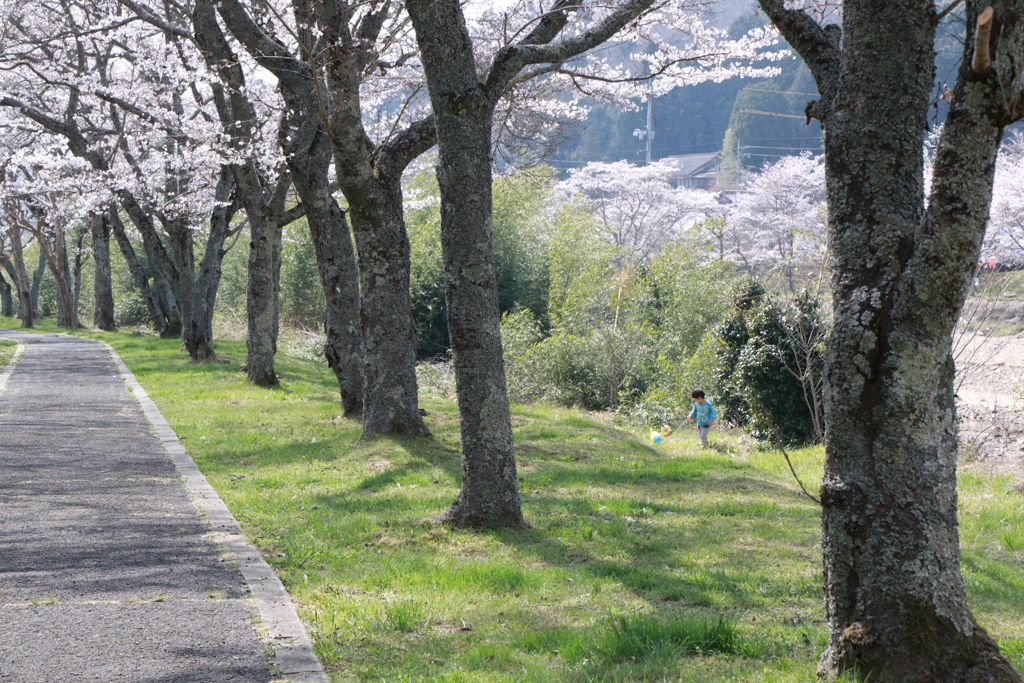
(661, 153, 721, 189)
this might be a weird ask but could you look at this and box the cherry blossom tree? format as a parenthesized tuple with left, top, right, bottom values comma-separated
(0, 0, 304, 379)
(0, 161, 84, 328)
(733, 153, 826, 291)
(0, 0, 222, 346)
(981, 132, 1024, 261)
(408, 0, 785, 528)
(555, 160, 719, 260)
(205, 0, 426, 428)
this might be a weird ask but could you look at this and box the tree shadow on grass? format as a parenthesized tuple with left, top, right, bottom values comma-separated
(485, 474, 823, 611)
(962, 552, 1024, 619)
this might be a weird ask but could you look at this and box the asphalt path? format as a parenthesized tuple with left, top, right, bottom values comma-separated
(0, 332, 273, 682)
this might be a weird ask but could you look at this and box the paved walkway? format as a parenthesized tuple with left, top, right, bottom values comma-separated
(0, 332, 274, 682)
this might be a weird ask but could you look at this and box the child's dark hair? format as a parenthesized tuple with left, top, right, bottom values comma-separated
(691, 389, 706, 399)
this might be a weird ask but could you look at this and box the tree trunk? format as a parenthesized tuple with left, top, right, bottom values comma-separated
(136, 224, 182, 339)
(245, 206, 283, 386)
(124, 200, 182, 339)
(91, 212, 116, 331)
(30, 248, 45, 316)
(108, 208, 166, 333)
(151, 269, 181, 338)
(0, 267, 11, 317)
(182, 170, 233, 361)
(72, 226, 87, 328)
(316, 13, 429, 436)
(9, 229, 34, 328)
(37, 222, 78, 330)
(756, 1, 1024, 680)
(408, 0, 524, 528)
(292, 163, 364, 418)
(185, 234, 223, 361)
(209, 0, 375, 420)
(164, 217, 196, 347)
(349, 186, 429, 436)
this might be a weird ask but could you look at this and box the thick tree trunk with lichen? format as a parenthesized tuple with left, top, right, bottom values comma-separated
(278, 100, 364, 417)
(211, 0, 431, 430)
(408, 0, 524, 528)
(312, 206, 363, 419)
(348, 185, 428, 436)
(300, 180, 364, 418)
(318, 12, 429, 437)
(757, 1, 1024, 680)
(245, 207, 283, 386)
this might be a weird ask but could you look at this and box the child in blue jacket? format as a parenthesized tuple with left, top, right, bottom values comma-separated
(686, 389, 716, 447)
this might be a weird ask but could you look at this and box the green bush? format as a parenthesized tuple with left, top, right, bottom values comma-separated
(526, 325, 659, 412)
(722, 285, 826, 445)
(627, 331, 725, 427)
(501, 309, 547, 404)
(279, 219, 326, 330)
(713, 279, 767, 427)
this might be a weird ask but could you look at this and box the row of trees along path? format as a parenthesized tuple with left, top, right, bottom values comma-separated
(3, 0, 1024, 680)
(0, 0, 775, 511)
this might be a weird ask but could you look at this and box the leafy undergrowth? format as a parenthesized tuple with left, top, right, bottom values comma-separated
(3, 317, 1024, 682)
(0, 338, 17, 368)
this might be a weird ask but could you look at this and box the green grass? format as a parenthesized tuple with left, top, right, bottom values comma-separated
(3, 316, 1024, 682)
(0, 337, 17, 369)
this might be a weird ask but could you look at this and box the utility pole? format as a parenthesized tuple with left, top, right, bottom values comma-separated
(736, 140, 745, 189)
(632, 97, 654, 165)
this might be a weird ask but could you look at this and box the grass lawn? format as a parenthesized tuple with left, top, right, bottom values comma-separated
(0, 338, 16, 369)
(3, 316, 1024, 682)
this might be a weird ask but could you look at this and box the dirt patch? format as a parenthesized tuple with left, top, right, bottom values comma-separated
(956, 332, 1024, 479)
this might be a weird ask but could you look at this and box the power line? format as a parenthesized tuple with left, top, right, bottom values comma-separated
(740, 151, 821, 158)
(739, 109, 806, 120)
(741, 145, 823, 151)
(742, 87, 820, 97)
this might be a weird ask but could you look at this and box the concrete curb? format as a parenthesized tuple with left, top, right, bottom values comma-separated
(101, 342, 329, 683)
(0, 341, 25, 395)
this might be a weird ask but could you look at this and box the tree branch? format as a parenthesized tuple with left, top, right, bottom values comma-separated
(118, 0, 194, 39)
(935, 0, 965, 24)
(278, 201, 306, 228)
(212, 0, 309, 89)
(484, 0, 655, 103)
(0, 96, 72, 139)
(756, 0, 842, 118)
(971, 5, 994, 74)
(374, 115, 436, 178)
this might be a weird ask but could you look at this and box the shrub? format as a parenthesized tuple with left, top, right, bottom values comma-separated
(626, 331, 725, 427)
(723, 285, 826, 445)
(713, 279, 768, 427)
(527, 327, 658, 411)
(501, 309, 547, 404)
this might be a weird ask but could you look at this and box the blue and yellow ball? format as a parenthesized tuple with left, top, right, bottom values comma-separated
(650, 425, 673, 444)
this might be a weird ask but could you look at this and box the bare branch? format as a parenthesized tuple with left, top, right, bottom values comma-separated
(971, 5, 994, 74)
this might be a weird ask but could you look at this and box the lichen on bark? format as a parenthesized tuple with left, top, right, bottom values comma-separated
(758, 0, 1024, 680)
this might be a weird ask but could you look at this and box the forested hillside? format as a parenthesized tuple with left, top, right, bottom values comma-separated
(558, 3, 972, 172)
